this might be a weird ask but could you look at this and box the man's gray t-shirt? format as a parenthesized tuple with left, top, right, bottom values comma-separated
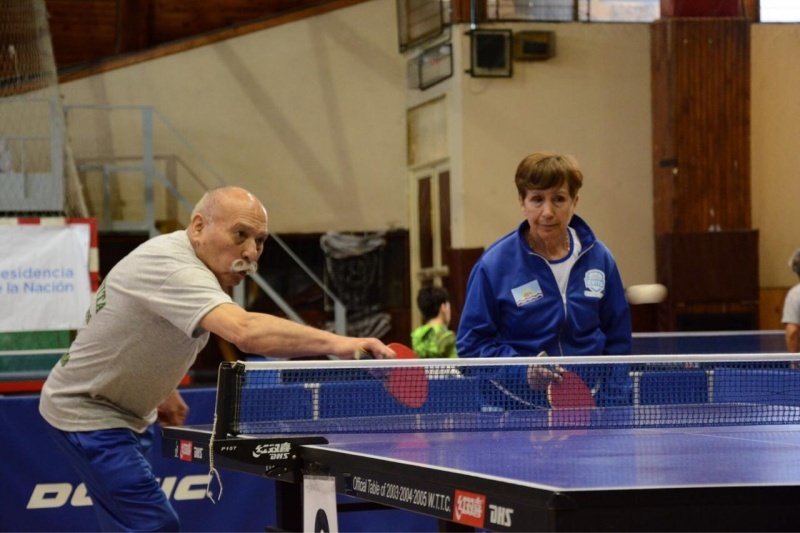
(783, 283, 800, 326)
(40, 231, 233, 433)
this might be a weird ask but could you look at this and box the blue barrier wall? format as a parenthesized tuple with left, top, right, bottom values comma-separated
(0, 388, 436, 532)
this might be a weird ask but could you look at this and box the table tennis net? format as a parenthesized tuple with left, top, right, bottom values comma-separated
(214, 354, 800, 435)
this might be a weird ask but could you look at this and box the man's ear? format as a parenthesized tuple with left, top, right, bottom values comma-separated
(188, 213, 205, 241)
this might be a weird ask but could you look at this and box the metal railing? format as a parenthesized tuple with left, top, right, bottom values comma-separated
(64, 104, 347, 334)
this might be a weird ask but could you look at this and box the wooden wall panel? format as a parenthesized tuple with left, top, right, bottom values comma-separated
(650, 21, 675, 237)
(439, 171, 451, 256)
(651, 18, 750, 235)
(150, 0, 298, 40)
(46, 0, 121, 67)
(418, 177, 433, 270)
(655, 230, 759, 331)
(651, 19, 755, 331)
(656, 231, 759, 305)
(44, 0, 361, 72)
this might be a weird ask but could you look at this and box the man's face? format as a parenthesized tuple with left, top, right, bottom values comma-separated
(193, 195, 269, 288)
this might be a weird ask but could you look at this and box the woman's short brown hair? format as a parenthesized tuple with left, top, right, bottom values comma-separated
(514, 152, 583, 199)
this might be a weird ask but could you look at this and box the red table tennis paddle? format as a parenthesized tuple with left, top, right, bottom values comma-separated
(387, 343, 428, 408)
(356, 343, 429, 408)
(547, 370, 595, 409)
(536, 351, 595, 409)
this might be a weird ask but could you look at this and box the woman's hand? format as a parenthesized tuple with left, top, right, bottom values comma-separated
(526, 364, 564, 391)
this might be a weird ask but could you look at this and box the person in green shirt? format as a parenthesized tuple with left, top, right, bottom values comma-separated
(411, 285, 459, 358)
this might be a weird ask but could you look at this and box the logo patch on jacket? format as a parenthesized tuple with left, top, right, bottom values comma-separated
(512, 280, 543, 306)
(584, 269, 605, 298)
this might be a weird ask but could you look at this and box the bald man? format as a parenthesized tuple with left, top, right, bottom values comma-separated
(39, 186, 394, 531)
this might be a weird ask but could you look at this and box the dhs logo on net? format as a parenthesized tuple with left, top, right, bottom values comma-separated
(489, 503, 514, 528)
(253, 441, 291, 461)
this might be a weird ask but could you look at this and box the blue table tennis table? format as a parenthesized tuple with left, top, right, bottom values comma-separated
(163, 407, 800, 531)
(164, 343, 800, 531)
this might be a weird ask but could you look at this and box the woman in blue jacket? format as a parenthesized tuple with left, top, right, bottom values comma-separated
(456, 152, 632, 408)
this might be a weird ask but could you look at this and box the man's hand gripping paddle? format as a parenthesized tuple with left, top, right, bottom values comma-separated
(356, 343, 429, 408)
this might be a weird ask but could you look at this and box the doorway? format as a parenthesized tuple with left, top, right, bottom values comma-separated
(409, 161, 451, 328)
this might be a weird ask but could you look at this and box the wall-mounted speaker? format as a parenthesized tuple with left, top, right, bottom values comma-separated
(514, 31, 556, 61)
(470, 29, 512, 78)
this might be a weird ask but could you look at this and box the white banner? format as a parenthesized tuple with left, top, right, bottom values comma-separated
(0, 224, 91, 332)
